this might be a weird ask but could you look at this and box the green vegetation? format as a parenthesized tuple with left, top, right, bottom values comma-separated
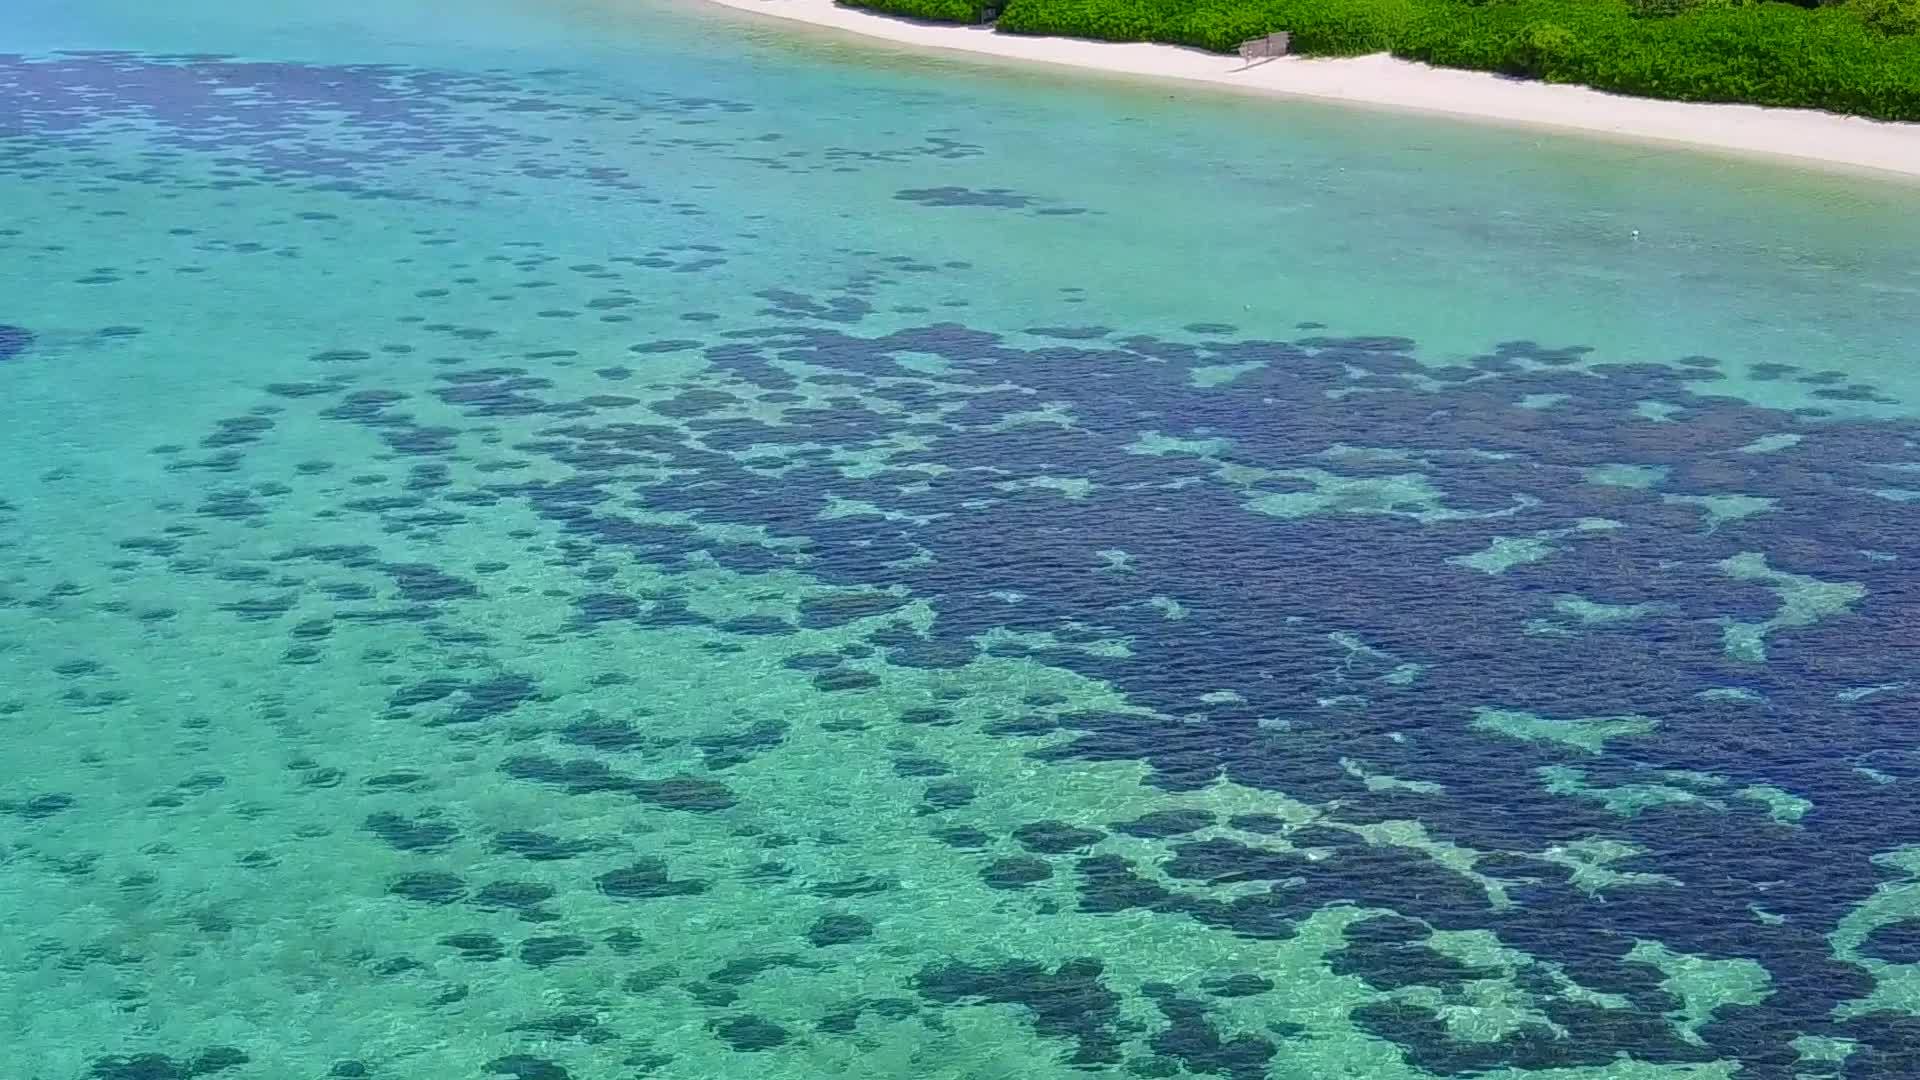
(840, 0, 1920, 120)
(1856, 0, 1920, 35)
(995, 0, 1413, 53)
(850, 0, 994, 19)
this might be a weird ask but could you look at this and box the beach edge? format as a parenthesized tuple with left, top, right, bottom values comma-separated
(695, 0, 1920, 181)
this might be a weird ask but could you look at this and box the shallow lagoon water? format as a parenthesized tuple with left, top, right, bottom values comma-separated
(3, 2, 1919, 1078)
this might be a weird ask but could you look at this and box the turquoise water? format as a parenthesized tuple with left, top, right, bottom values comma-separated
(4, 2, 1920, 1078)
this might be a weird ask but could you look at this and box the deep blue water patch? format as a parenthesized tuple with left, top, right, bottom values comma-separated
(1861, 920, 1920, 966)
(891, 186, 1088, 216)
(0, 51, 764, 199)
(0, 324, 31, 361)
(303, 310, 1920, 1073)
(48, 169, 1897, 1079)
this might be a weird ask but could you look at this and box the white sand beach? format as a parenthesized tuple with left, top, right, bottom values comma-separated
(700, 0, 1920, 179)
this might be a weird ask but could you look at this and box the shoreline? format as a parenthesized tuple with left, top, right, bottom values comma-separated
(696, 0, 1920, 181)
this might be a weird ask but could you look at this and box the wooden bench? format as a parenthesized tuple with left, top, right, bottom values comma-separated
(1237, 32, 1292, 62)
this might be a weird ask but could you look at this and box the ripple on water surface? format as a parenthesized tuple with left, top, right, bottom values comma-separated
(3, 17, 1920, 1080)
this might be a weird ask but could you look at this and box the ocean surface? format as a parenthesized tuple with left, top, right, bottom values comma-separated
(3, 1, 1920, 1078)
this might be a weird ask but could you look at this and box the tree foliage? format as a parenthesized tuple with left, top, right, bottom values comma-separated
(836, 0, 1920, 120)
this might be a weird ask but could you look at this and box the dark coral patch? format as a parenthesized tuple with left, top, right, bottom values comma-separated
(1836, 1010, 1920, 1078)
(441, 932, 506, 961)
(1115, 809, 1216, 838)
(981, 855, 1053, 889)
(693, 720, 786, 769)
(1328, 935, 1500, 992)
(89, 1048, 247, 1080)
(572, 592, 640, 622)
(514, 1012, 616, 1043)
(717, 614, 793, 635)
(1013, 820, 1105, 854)
(920, 779, 975, 811)
(1860, 919, 1920, 966)
(622, 964, 679, 992)
(520, 935, 592, 968)
(797, 591, 910, 628)
(1202, 974, 1274, 998)
(932, 826, 992, 849)
(895, 186, 1033, 209)
(1027, 325, 1110, 341)
(1225, 814, 1290, 834)
(710, 1015, 790, 1051)
(388, 871, 467, 904)
(502, 754, 633, 795)
(894, 755, 952, 778)
(630, 339, 703, 354)
(473, 880, 558, 918)
(709, 952, 815, 986)
(634, 775, 738, 812)
(444, 674, 541, 724)
(364, 769, 428, 791)
(818, 997, 918, 1035)
(916, 958, 1123, 1064)
(364, 811, 457, 852)
(811, 874, 896, 898)
(494, 829, 604, 861)
(1075, 854, 1179, 914)
(1141, 983, 1278, 1080)
(503, 753, 733, 803)
(6, 792, 76, 819)
(93, 1055, 188, 1079)
(191, 1049, 249, 1076)
(0, 324, 35, 362)
(1162, 838, 1311, 884)
(597, 859, 710, 899)
(485, 1054, 570, 1080)
(813, 668, 881, 692)
(558, 717, 649, 751)
(806, 913, 875, 947)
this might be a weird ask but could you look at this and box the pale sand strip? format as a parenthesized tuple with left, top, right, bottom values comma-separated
(699, 0, 1920, 180)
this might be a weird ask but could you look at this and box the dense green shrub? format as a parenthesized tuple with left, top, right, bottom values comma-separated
(1855, 0, 1920, 34)
(1397, 0, 1920, 117)
(841, 0, 991, 22)
(995, 0, 1414, 53)
(845, 0, 1920, 120)
(1503, 20, 1580, 76)
(1625, 0, 1749, 17)
(993, 0, 1167, 42)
